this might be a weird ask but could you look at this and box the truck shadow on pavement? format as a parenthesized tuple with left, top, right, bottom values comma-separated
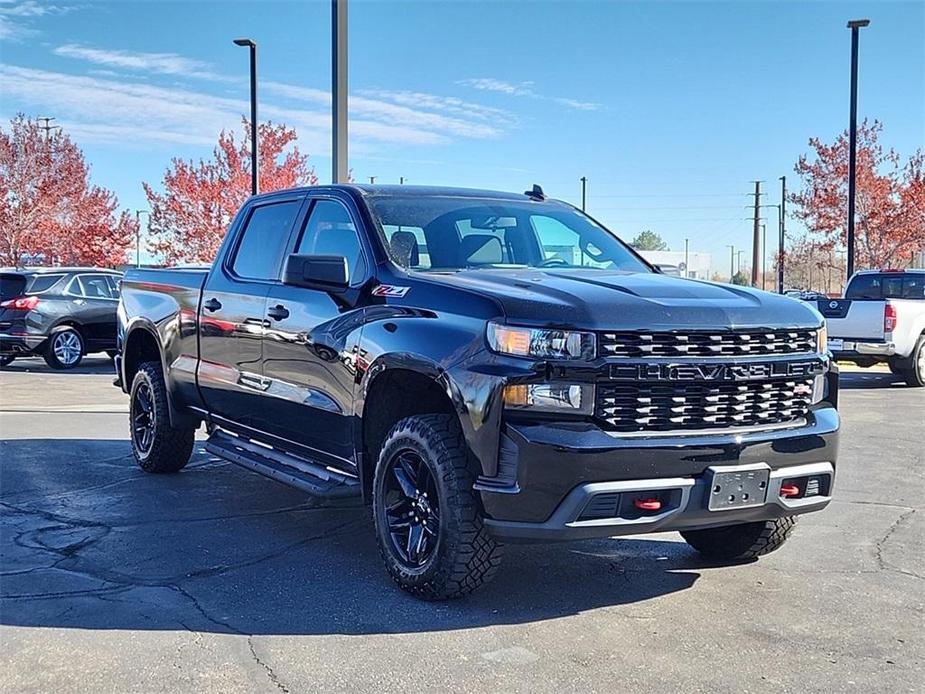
(0, 439, 720, 636)
(1, 355, 116, 376)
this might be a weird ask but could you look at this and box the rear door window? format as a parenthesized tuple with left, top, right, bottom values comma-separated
(846, 273, 925, 300)
(78, 274, 117, 299)
(231, 200, 302, 281)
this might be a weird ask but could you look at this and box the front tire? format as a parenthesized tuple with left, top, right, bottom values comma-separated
(130, 361, 195, 473)
(44, 327, 84, 369)
(681, 517, 797, 560)
(372, 413, 503, 600)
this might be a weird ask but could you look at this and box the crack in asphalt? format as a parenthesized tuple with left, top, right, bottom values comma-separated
(874, 508, 922, 581)
(248, 636, 291, 694)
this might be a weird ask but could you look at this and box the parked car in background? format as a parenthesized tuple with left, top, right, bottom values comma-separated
(0, 267, 122, 369)
(818, 268, 925, 386)
(116, 184, 838, 599)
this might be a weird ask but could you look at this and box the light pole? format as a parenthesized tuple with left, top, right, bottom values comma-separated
(233, 38, 258, 196)
(761, 223, 767, 289)
(580, 176, 587, 211)
(737, 250, 745, 275)
(727, 245, 735, 282)
(135, 210, 150, 268)
(779, 176, 787, 293)
(846, 19, 870, 278)
(684, 238, 690, 279)
(332, 0, 348, 183)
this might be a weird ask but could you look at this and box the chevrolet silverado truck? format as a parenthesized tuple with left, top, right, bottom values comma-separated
(116, 184, 839, 599)
(817, 268, 925, 387)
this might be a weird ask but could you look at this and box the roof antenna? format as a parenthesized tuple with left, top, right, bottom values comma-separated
(524, 184, 545, 201)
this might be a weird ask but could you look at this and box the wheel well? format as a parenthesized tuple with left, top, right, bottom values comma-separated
(123, 328, 162, 387)
(361, 369, 456, 499)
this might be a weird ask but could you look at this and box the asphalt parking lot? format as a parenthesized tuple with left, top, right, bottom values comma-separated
(1, 357, 922, 693)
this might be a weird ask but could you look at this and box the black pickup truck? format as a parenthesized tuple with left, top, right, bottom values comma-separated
(117, 184, 839, 599)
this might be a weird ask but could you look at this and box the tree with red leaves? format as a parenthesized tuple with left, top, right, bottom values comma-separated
(791, 120, 925, 270)
(144, 120, 317, 264)
(0, 114, 135, 267)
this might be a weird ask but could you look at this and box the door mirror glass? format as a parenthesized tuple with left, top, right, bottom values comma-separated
(283, 254, 349, 291)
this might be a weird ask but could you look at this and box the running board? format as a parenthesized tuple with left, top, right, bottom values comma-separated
(206, 430, 360, 499)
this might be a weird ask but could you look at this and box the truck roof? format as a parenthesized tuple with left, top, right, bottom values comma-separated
(0, 266, 121, 275)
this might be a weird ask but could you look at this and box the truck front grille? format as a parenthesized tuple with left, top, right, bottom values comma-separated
(600, 329, 817, 358)
(595, 378, 814, 433)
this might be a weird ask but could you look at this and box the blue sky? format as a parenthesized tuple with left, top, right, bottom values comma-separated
(2, 0, 923, 273)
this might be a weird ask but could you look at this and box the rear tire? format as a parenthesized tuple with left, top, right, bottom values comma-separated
(0, 355, 14, 368)
(899, 336, 925, 387)
(44, 327, 84, 369)
(372, 413, 503, 600)
(681, 516, 797, 560)
(130, 361, 195, 473)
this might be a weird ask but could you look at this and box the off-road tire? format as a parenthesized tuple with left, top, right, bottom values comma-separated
(681, 516, 797, 560)
(899, 335, 925, 388)
(372, 413, 504, 600)
(43, 326, 84, 369)
(130, 361, 195, 473)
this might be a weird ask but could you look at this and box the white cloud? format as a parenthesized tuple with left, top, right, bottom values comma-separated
(53, 44, 233, 82)
(0, 1, 71, 41)
(0, 64, 508, 152)
(458, 77, 601, 111)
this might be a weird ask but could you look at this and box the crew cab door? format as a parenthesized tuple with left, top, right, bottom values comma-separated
(257, 196, 369, 467)
(197, 196, 305, 430)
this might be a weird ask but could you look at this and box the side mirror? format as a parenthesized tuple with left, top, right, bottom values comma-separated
(283, 254, 349, 291)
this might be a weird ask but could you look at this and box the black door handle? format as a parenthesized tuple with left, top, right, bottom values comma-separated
(203, 298, 222, 312)
(267, 304, 290, 321)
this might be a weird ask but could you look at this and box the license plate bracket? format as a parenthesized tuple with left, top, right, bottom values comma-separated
(827, 338, 844, 351)
(706, 464, 770, 511)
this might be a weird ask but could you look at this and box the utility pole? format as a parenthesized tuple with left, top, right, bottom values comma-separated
(369, 176, 376, 184)
(846, 19, 870, 279)
(233, 39, 258, 196)
(684, 238, 690, 279)
(36, 116, 60, 139)
(399, 176, 405, 185)
(761, 223, 767, 289)
(727, 245, 735, 282)
(135, 210, 150, 268)
(779, 175, 787, 293)
(580, 176, 587, 211)
(750, 181, 762, 287)
(332, 0, 349, 183)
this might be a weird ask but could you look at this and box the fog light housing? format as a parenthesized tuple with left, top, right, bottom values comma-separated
(503, 383, 593, 414)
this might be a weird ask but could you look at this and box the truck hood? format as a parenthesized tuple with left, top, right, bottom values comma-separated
(421, 268, 822, 330)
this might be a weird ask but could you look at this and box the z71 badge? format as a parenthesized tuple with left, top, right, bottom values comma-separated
(372, 284, 410, 298)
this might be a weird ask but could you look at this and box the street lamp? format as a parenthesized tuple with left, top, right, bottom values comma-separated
(233, 38, 258, 196)
(846, 19, 870, 278)
(135, 211, 150, 268)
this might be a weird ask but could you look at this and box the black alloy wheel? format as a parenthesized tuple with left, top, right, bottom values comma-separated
(381, 449, 441, 568)
(131, 381, 156, 455)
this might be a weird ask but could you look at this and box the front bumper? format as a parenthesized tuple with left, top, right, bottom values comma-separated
(478, 405, 839, 541)
(485, 461, 834, 542)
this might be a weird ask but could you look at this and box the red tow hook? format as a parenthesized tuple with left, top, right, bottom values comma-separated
(634, 497, 662, 511)
(780, 483, 801, 498)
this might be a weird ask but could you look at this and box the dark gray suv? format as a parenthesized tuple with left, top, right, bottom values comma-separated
(0, 267, 121, 369)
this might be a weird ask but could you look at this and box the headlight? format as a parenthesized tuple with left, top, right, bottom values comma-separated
(488, 322, 596, 360)
(503, 383, 594, 414)
(816, 323, 828, 354)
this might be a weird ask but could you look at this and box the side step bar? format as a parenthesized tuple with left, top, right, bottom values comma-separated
(206, 430, 360, 499)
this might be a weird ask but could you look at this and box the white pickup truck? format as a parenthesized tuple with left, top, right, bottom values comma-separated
(817, 269, 925, 387)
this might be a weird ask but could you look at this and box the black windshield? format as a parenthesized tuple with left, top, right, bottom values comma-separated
(367, 196, 651, 274)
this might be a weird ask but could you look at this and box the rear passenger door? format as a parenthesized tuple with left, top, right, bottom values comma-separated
(197, 196, 306, 431)
(65, 273, 119, 351)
